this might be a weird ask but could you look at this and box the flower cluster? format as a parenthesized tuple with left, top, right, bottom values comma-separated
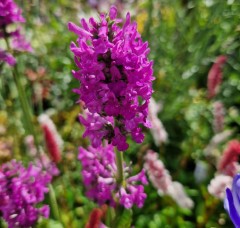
(208, 174, 232, 199)
(0, 0, 25, 26)
(0, 0, 32, 66)
(69, 5, 154, 151)
(144, 150, 194, 209)
(0, 159, 57, 228)
(224, 173, 240, 227)
(207, 55, 227, 99)
(78, 144, 148, 208)
(38, 114, 63, 163)
(218, 140, 240, 177)
(148, 98, 168, 146)
(207, 140, 240, 199)
(212, 101, 225, 133)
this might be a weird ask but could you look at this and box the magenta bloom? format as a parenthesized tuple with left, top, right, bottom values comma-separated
(0, 49, 16, 66)
(0, 0, 32, 67)
(69, 6, 154, 150)
(0, 160, 57, 228)
(0, 0, 25, 26)
(78, 144, 148, 208)
(11, 28, 33, 52)
(79, 111, 114, 148)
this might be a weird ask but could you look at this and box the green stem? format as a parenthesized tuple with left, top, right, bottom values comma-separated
(4, 35, 40, 154)
(106, 207, 115, 227)
(0, 218, 3, 228)
(49, 184, 61, 221)
(115, 148, 124, 185)
(12, 68, 33, 133)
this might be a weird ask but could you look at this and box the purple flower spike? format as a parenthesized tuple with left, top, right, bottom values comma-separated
(0, 160, 58, 228)
(0, 0, 32, 67)
(78, 144, 148, 208)
(69, 6, 154, 151)
(224, 173, 240, 227)
(0, 0, 25, 26)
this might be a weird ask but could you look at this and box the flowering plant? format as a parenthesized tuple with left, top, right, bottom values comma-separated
(0, 160, 58, 228)
(0, 0, 32, 66)
(68, 5, 154, 151)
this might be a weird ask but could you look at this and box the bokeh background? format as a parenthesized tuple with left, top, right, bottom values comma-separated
(1, 0, 240, 227)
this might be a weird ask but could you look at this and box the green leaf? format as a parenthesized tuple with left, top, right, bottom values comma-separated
(37, 219, 64, 228)
(115, 209, 133, 228)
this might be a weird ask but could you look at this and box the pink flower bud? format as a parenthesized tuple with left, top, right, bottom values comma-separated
(218, 140, 240, 176)
(207, 55, 227, 99)
(38, 114, 63, 163)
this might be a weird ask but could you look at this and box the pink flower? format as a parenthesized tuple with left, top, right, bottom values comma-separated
(144, 150, 194, 209)
(38, 114, 63, 163)
(212, 101, 225, 133)
(148, 98, 168, 146)
(144, 150, 171, 194)
(218, 140, 240, 176)
(167, 182, 194, 209)
(207, 55, 227, 99)
(208, 174, 232, 199)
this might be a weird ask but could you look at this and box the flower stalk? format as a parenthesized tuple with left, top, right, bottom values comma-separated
(115, 148, 124, 186)
(4, 35, 41, 155)
(49, 184, 61, 222)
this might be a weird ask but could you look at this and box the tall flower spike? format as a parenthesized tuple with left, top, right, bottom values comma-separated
(144, 150, 172, 194)
(208, 174, 232, 199)
(78, 144, 148, 208)
(69, 5, 154, 151)
(144, 150, 194, 209)
(0, 0, 32, 66)
(0, 160, 57, 228)
(148, 98, 168, 146)
(218, 140, 240, 177)
(207, 55, 227, 99)
(38, 114, 63, 163)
